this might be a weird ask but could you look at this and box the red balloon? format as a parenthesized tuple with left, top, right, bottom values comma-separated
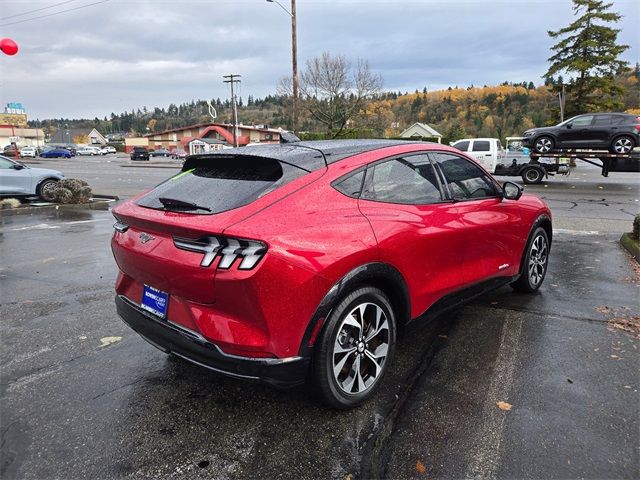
(0, 38, 19, 56)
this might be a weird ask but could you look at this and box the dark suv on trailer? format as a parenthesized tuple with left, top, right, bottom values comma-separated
(522, 112, 640, 154)
(130, 147, 150, 161)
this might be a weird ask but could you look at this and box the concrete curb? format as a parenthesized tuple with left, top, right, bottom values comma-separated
(0, 198, 117, 216)
(620, 233, 640, 262)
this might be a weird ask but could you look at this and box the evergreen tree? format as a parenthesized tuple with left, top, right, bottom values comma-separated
(544, 0, 629, 116)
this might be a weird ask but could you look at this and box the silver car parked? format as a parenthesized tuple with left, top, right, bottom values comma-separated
(0, 155, 64, 200)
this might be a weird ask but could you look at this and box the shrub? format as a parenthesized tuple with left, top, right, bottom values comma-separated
(50, 178, 92, 204)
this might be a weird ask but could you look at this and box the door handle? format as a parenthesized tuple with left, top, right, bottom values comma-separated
(485, 154, 492, 157)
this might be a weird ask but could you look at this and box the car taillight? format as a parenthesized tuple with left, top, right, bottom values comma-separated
(173, 236, 267, 270)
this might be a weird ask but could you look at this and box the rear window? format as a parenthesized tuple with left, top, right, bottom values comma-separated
(136, 156, 307, 214)
(472, 141, 490, 152)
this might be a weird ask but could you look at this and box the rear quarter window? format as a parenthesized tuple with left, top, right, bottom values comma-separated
(136, 156, 308, 214)
(333, 170, 365, 198)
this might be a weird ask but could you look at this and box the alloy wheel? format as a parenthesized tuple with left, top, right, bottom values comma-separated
(613, 137, 633, 154)
(332, 302, 390, 395)
(528, 234, 548, 287)
(535, 137, 553, 153)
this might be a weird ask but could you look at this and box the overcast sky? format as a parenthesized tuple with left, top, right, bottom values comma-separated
(1, 0, 638, 120)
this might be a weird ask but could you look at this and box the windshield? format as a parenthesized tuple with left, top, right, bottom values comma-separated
(135, 155, 309, 215)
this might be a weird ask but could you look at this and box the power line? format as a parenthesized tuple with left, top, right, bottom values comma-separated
(0, 0, 111, 27)
(1, 0, 79, 21)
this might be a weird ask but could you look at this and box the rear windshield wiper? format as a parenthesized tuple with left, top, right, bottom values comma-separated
(158, 197, 212, 212)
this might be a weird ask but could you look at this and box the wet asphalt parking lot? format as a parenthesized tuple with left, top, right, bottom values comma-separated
(1, 155, 639, 479)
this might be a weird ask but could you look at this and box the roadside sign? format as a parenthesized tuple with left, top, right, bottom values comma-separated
(9, 136, 19, 143)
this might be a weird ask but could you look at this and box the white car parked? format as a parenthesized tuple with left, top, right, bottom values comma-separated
(77, 146, 103, 156)
(19, 146, 37, 158)
(0, 155, 64, 199)
(102, 146, 116, 154)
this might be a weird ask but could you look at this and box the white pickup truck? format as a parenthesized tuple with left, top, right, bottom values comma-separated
(451, 137, 569, 184)
(450, 138, 505, 171)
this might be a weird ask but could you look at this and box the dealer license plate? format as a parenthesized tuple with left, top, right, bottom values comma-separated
(141, 285, 169, 318)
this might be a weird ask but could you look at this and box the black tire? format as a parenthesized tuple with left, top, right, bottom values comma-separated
(610, 135, 635, 154)
(521, 166, 544, 185)
(313, 286, 396, 409)
(511, 226, 549, 292)
(533, 135, 554, 154)
(37, 178, 58, 201)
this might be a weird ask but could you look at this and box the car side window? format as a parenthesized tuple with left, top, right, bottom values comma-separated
(430, 152, 498, 200)
(472, 141, 490, 152)
(333, 170, 365, 198)
(452, 141, 469, 152)
(592, 115, 614, 126)
(571, 115, 594, 127)
(0, 157, 14, 169)
(361, 155, 443, 205)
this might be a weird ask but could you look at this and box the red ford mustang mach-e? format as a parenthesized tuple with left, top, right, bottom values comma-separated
(111, 140, 551, 408)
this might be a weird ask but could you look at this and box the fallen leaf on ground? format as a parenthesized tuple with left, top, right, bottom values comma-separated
(415, 460, 427, 474)
(496, 401, 512, 411)
(610, 354, 620, 359)
(608, 316, 640, 340)
(594, 306, 611, 314)
(438, 335, 448, 339)
(624, 385, 632, 389)
(100, 336, 122, 347)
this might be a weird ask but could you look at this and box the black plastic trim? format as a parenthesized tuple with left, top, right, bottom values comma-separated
(116, 295, 309, 388)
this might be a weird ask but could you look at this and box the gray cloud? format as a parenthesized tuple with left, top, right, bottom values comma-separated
(1, 0, 637, 119)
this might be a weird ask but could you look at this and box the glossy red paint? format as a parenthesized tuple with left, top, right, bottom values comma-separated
(111, 142, 551, 368)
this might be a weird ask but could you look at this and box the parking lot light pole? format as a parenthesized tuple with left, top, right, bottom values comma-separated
(266, 0, 298, 134)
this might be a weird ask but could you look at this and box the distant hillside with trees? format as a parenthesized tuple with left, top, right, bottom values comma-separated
(31, 66, 639, 144)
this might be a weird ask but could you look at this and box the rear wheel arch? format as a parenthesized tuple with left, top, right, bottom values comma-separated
(298, 262, 411, 357)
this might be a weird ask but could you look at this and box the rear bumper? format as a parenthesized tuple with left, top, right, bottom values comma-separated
(115, 295, 309, 387)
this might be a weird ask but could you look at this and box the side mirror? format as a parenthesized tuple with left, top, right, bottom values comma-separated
(565, 123, 572, 129)
(502, 181, 523, 200)
(12, 164, 25, 170)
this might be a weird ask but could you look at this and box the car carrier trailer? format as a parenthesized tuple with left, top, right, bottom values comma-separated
(529, 151, 640, 178)
(494, 156, 571, 184)
(494, 150, 639, 185)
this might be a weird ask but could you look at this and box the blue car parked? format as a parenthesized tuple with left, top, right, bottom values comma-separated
(41, 148, 72, 158)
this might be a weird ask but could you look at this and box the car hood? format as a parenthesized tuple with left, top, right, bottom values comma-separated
(27, 167, 64, 178)
(523, 126, 554, 136)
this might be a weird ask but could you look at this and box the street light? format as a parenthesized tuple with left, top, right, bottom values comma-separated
(266, 0, 298, 134)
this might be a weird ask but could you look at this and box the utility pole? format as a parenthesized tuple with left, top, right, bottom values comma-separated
(291, 0, 298, 135)
(266, 0, 298, 134)
(223, 74, 241, 147)
(558, 84, 566, 122)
